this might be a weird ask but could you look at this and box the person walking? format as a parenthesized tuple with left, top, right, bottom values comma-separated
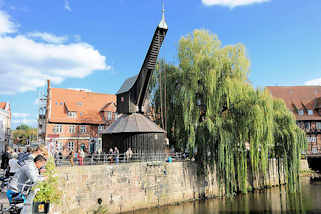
(114, 147, 119, 163)
(79, 149, 85, 166)
(126, 147, 133, 162)
(68, 151, 74, 166)
(1, 146, 12, 172)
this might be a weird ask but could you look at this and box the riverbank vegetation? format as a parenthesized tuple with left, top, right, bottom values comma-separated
(149, 29, 306, 196)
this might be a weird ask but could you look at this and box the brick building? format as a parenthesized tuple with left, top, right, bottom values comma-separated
(0, 102, 11, 154)
(266, 86, 321, 155)
(44, 81, 116, 155)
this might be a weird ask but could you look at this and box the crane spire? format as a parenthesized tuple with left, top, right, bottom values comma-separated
(159, 0, 168, 29)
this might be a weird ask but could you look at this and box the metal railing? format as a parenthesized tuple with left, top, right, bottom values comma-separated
(54, 152, 188, 166)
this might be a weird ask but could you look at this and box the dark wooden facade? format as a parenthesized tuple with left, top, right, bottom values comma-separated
(103, 132, 165, 161)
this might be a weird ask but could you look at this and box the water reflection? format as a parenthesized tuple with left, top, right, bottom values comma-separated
(130, 177, 321, 214)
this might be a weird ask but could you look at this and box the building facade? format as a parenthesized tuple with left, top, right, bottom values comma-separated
(0, 102, 11, 154)
(266, 86, 321, 155)
(44, 81, 117, 155)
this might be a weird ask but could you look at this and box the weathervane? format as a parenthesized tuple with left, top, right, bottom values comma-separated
(159, 0, 168, 29)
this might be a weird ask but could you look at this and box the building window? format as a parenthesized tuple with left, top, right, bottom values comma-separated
(68, 142, 74, 151)
(53, 124, 62, 133)
(305, 122, 310, 130)
(308, 110, 313, 115)
(114, 113, 118, 120)
(298, 109, 304, 116)
(317, 122, 321, 130)
(55, 142, 63, 152)
(69, 125, 76, 133)
(107, 112, 112, 121)
(98, 125, 105, 131)
(67, 111, 77, 118)
(312, 147, 318, 154)
(307, 136, 317, 143)
(80, 125, 86, 133)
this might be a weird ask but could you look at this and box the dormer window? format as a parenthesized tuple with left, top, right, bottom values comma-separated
(308, 110, 313, 115)
(107, 111, 112, 121)
(68, 111, 77, 118)
(298, 109, 304, 116)
(98, 125, 105, 131)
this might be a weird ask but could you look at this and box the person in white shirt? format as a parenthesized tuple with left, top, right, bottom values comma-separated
(8, 153, 20, 176)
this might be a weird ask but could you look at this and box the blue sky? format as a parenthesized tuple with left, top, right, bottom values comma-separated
(0, 0, 320, 128)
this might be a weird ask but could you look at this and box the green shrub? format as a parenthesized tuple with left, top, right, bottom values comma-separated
(34, 156, 62, 204)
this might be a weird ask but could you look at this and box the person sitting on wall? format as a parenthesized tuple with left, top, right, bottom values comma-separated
(126, 147, 133, 162)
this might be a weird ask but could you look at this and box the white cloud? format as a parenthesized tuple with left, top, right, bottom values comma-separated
(27, 32, 68, 44)
(305, 78, 321, 86)
(0, 10, 110, 95)
(13, 113, 30, 118)
(201, 0, 270, 8)
(68, 88, 92, 92)
(0, 10, 17, 34)
(12, 118, 37, 126)
(64, 0, 71, 12)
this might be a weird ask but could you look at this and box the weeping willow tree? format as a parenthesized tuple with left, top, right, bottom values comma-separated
(150, 29, 306, 196)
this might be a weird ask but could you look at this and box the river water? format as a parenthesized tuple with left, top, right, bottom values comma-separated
(131, 177, 321, 214)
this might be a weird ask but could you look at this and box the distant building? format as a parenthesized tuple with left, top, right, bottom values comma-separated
(266, 86, 321, 155)
(44, 80, 117, 155)
(0, 102, 11, 154)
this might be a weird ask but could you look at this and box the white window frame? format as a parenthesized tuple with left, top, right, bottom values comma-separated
(80, 125, 86, 133)
(316, 122, 321, 130)
(307, 136, 317, 143)
(68, 141, 74, 151)
(53, 124, 62, 133)
(69, 125, 76, 133)
(107, 111, 112, 121)
(55, 142, 63, 152)
(98, 125, 105, 131)
(67, 111, 77, 118)
(308, 110, 313, 115)
(298, 109, 304, 116)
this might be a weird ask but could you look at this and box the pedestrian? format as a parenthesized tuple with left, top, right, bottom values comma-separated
(79, 149, 85, 165)
(68, 151, 74, 166)
(8, 154, 47, 214)
(114, 147, 119, 163)
(8, 153, 20, 177)
(126, 147, 133, 162)
(108, 148, 113, 163)
(1, 146, 12, 177)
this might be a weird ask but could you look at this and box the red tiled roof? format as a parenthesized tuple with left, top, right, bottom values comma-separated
(48, 88, 116, 124)
(266, 86, 321, 121)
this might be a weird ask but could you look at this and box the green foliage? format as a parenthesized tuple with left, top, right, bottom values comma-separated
(16, 124, 32, 130)
(149, 29, 306, 196)
(12, 124, 37, 145)
(34, 157, 62, 204)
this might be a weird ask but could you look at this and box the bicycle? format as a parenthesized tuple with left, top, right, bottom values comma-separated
(0, 183, 34, 214)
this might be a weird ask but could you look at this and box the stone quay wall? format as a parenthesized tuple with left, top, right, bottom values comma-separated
(52, 159, 286, 214)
